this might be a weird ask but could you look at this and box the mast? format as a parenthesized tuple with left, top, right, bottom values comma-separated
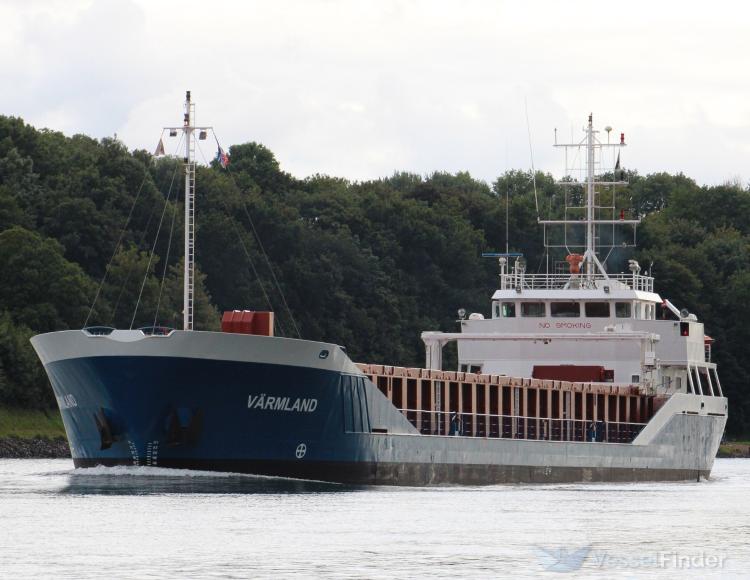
(165, 91, 211, 331)
(545, 113, 637, 283)
(184, 91, 195, 331)
(585, 114, 595, 278)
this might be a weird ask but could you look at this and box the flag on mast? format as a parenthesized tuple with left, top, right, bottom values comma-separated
(154, 138, 165, 156)
(216, 145, 230, 169)
(615, 151, 621, 170)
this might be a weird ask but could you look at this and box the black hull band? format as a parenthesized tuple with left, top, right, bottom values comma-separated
(72, 457, 708, 485)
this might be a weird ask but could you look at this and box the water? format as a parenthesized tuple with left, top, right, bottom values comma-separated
(1, 459, 748, 579)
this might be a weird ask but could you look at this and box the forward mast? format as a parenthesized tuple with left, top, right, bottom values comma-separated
(164, 91, 212, 331)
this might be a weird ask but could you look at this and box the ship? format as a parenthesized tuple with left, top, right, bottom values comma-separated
(30, 95, 727, 485)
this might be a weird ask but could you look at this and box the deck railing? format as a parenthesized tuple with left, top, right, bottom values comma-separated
(500, 272, 654, 292)
(397, 409, 647, 444)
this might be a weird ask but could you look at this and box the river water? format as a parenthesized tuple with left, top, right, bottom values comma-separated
(0, 458, 748, 579)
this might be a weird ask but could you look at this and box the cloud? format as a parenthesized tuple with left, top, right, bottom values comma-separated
(1, 0, 155, 135)
(2, 0, 749, 185)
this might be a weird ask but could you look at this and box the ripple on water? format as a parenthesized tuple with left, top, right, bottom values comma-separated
(0, 458, 748, 579)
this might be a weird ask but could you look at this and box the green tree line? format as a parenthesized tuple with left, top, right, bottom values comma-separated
(0, 116, 747, 435)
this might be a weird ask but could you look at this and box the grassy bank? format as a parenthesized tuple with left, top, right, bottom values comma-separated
(717, 441, 750, 458)
(0, 407, 66, 439)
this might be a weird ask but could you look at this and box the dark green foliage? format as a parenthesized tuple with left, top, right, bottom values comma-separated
(0, 226, 93, 332)
(0, 115, 748, 435)
(0, 312, 51, 408)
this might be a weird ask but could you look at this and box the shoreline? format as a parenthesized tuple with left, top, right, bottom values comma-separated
(0, 437, 71, 459)
(717, 442, 750, 459)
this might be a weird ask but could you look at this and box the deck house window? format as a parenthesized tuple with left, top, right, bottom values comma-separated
(585, 302, 610, 317)
(615, 302, 631, 318)
(502, 302, 516, 317)
(550, 302, 580, 317)
(521, 302, 546, 317)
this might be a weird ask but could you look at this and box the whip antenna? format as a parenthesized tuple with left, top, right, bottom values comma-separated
(524, 98, 540, 219)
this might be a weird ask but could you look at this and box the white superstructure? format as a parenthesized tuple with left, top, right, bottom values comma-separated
(423, 114, 721, 400)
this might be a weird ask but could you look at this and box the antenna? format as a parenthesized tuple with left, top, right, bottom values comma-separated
(524, 98, 539, 218)
(504, 141, 510, 255)
(505, 180, 510, 255)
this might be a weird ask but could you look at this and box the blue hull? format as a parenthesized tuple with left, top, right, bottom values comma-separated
(47, 356, 378, 475)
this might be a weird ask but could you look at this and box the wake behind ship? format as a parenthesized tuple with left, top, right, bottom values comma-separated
(31, 97, 727, 485)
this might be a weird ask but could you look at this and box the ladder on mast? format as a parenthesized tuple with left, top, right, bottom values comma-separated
(165, 91, 212, 331)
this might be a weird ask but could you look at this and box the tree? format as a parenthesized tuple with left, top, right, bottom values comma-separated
(0, 226, 94, 332)
(0, 312, 51, 408)
(157, 258, 221, 331)
(1, 113, 750, 436)
(94, 245, 162, 329)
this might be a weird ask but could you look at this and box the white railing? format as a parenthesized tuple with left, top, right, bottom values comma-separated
(500, 272, 654, 292)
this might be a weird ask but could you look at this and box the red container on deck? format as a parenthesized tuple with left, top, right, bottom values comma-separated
(532, 365, 608, 382)
(231, 310, 243, 333)
(252, 311, 274, 336)
(221, 311, 235, 332)
(221, 310, 274, 336)
(238, 311, 254, 334)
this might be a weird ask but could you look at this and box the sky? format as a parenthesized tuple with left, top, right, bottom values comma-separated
(2, 0, 749, 186)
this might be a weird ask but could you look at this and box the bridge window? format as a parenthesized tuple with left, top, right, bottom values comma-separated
(521, 302, 546, 317)
(697, 367, 714, 396)
(709, 368, 722, 396)
(615, 302, 631, 318)
(550, 302, 580, 317)
(501, 302, 516, 317)
(585, 302, 610, 317)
